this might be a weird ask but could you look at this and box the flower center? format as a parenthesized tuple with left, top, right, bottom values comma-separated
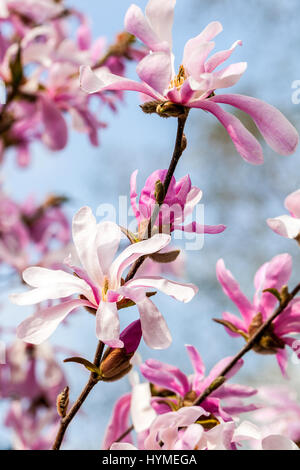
(101, 276, 110, 301)
(169, 65, 187, 91)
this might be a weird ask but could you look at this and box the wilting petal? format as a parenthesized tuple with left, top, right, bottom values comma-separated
(95, 301, 122, 348)
(285, 189, 300, 218)
(17, 299, 92, 344)
(109, 234, 171, 284)
(216, 259, 254, 325)
(205, 40, 243, 73)
(80, 66, 162, 100)
(72, 206, 104, 285)
(192, 100, 264, 164)
(39, 96, 68, 151)
(211, 94, 299, 155)
(136, 52, 172, 95)
(267, 215, 300, 239)
(125, 276, 198, 303)
(102, 394, 132, 449)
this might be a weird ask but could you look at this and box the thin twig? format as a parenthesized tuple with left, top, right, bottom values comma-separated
(52, 341, 104, 450)
(125, 112, 189, 283)
(192, 283, 300, 406)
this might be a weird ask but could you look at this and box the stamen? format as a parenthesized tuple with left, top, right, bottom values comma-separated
(168, 65, 187, 90)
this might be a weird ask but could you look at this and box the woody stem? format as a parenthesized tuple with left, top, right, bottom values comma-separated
(192, 283, 300, 406)
(125, 111, 189, 283)
(52, 341, 104, 450)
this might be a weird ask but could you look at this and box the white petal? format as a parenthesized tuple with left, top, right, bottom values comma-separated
(17, 299, 90, 344)
(125, 276, 198, 303)
(131, 383, 157, 433)
(137, 296, 172, 349)
(267, 215, 300, 239)
(145, 0, 176, 49)
(109, 234, 171, 284)
(72, 206, 104, 285)
(95, 301, 122, 347)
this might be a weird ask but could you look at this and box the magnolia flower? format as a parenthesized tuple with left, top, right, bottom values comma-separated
(267, 189, 300, 242)
(140, 345, 257, 421)
(80, 0, 298, 165)
(103, 345, 257, 450)
(110, 410, 298, 450)
(10, 206, 198, 349)
(251, 386, 300, 447)
(130, 169, 225, 237)
(215, 254, 300, 375)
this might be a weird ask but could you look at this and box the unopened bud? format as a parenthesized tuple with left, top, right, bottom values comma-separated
(100, 348, 133, 382)
(56, 386, 69, 418)
(181, 134, 187, 153)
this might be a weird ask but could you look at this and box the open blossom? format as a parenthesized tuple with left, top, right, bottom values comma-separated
(10, 206, 198, 349)
(130, 169, 225, 237)
(251, 386, 300, 448)
(215, 254, 300, 375)
(80, 0, 298, 165)
(267, 189, 300, 242)
(0, 339, 66, 450)
(0, 191, 70, 272)
(110, 410, 298, 450)
(103, 345, 257, 450)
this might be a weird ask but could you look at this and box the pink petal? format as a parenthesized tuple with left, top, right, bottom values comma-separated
(145, 0, 176, 49)
(173, 222, 226, 234)
(211, 94, 299, 155)
(136, 52, 172, 95)
(209, 62, 247, 89)
(267, 215, 300, 239)
(124, 4, 169, 52)
(39, 96, 68, 151)
(141, 359, 189, 397)
(192, 100, 264, 164)
(95, 301, 123, 348)
(17, 299, 92, 344)
(276, 348, 288, 378)
(261, 435, 299, 450)
(185, 344, 205, 378)
(80, 66, 162, 101)
(102, 394, 132, 450)
(221, 311, 248, 337)
(205, 40, 243, 73)
(201, 357, 244, 392)
(216, 259, 254, 326)
(184, 41, 215, 79)
(285, 189, 300, 218)
(130, 170, 141, 220)
(183, 21, 223, 66)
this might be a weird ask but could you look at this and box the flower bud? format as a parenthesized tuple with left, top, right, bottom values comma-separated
(56, 386, 69, 418)
(99, 320, 142, 382)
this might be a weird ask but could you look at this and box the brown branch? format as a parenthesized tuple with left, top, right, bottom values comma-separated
(192, 283, 300, 406)
(125, 112, 189, 283)
(52, 340, 104, 450)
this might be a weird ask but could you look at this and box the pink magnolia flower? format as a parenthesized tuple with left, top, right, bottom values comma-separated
(215, 254, 300, 375)
(103, 345, 257, 450)
(130, 169, 225, 237)
(80, 0, 298, 165)
(251, 386, 300, 447)
(267, 189, 300, 242)
(140, 345, 257, 421)
(111, 415, 299, 450)
(10, 206, 198, 349)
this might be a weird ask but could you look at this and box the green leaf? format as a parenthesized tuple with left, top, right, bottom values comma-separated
(64, 357, 101, 376)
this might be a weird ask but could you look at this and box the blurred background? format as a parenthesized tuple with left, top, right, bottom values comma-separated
(1, 0, 300, 449)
